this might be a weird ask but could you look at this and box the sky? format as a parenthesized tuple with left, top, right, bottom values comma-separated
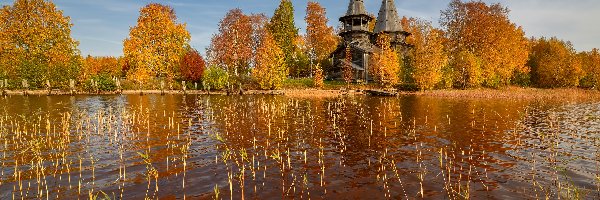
(1, 0, 599, 57)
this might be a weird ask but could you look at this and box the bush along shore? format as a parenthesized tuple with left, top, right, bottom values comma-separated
(2, 78, 599, 101)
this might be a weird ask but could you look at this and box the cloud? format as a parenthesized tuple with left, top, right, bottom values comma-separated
(493, 0, 600, 51)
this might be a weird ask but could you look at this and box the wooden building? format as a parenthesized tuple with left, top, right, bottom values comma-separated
(330, 0, 411, 82)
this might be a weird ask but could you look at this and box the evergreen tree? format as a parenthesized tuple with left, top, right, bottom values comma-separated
(268, 0, 299, 76)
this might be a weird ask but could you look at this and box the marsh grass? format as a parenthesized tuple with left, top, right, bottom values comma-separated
(0, 94, 598, 199)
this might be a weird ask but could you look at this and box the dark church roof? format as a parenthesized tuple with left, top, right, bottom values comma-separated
(374, 0, 403, 33)
(345, 0, 369, 16)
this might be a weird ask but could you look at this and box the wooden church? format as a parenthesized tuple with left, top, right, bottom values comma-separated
(329, 0, 411, 82)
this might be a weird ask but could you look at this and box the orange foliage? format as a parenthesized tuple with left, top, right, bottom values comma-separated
(123, 3, 190, 83)
(82, 56, 121, 80)
(207, 9, 254, 76)
(441, 0, 529, 87)
(305, 2, 338, 63)
(370, 35, 401, 88)
(528, 37, 583, 88)
(579, 48, 600, 89)
(313, 63, 324, 88)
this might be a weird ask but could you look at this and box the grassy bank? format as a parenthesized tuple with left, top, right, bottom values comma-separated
(2, 85, 600, 100)
(413, 87, 600, 100)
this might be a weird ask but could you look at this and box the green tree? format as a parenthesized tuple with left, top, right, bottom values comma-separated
(268, 0, 299, 76)
(203, 65, 229, 90)
(0, 0, 81, 88)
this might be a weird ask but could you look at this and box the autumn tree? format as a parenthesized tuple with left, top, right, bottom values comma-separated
(528, 37, 583, 88)
(0, 0, 81, 88)
(81, 56, 121, 80)
(305, 2, 338, 71)
(579, 48, 600, 89)
(403, 18, 448, 90)
(123, 3, 190, 84)
(452, 50, 483, 88)
(313, 63, 324, 88)
(180, 48, 206, 83)
(208, 9, 254, 77)
(268, 0, 299, 76)
(441, 0, 529, 88)
(370, 35, 401, 88)
(253, 31, 287, 90)
(343, 47, 353, 84)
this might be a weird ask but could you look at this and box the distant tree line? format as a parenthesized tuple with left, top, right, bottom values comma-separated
(1, 0, 598, 91)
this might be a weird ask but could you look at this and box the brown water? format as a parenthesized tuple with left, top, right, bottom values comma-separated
(0, 94, 599, 199)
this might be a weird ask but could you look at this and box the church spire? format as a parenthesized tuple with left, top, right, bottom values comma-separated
(345, 0, 369, 16)
(374, 0, 403, 33)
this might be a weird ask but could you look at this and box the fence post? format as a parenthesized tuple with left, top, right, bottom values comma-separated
(22, 79, 28, 96)
(115, 78, 121, 94)
(1, 79, 5, 96)
(160, 80, 165, 95)
(46, 80, 51, 96)
(69, 79, 76, 96)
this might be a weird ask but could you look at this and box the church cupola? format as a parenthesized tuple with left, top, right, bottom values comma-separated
(374, 0, 410, 48)
(339, 0, 373, 45)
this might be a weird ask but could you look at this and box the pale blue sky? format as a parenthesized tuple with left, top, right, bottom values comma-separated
(2, 0, 599, 56)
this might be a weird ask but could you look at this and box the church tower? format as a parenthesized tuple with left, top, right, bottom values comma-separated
(339, 0, 373, 47)
(374, 0, 410, 50)
(329, 0, 411, 82)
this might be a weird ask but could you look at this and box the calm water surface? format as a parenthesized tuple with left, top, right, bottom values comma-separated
(0, 94, 599, 199)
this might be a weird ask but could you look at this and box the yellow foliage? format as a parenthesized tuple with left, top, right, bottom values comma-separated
(0, 0, 81, 87)
(452, 50, 483, 88)
(123, 3, 190, 83)
(253, 31, 287, 90)
(403, 18, 448, 90)
(370, 34, 401, 88)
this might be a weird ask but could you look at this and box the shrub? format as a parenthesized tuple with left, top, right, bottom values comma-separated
(313, 64, 324, 88)
(83, 73, 117, 92)
(283, 78, 314, 89)
(203, 66, 229, 90)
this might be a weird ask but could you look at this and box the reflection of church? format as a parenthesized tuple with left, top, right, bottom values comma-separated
(330, 0, 411, 82)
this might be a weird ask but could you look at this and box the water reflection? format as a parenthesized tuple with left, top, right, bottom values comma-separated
(0, 94, 598, 199)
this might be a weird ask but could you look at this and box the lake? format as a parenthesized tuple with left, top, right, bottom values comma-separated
(0, 94, 599, 199)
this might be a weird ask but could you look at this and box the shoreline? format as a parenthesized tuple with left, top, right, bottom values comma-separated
(1, 87, 599, 100)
